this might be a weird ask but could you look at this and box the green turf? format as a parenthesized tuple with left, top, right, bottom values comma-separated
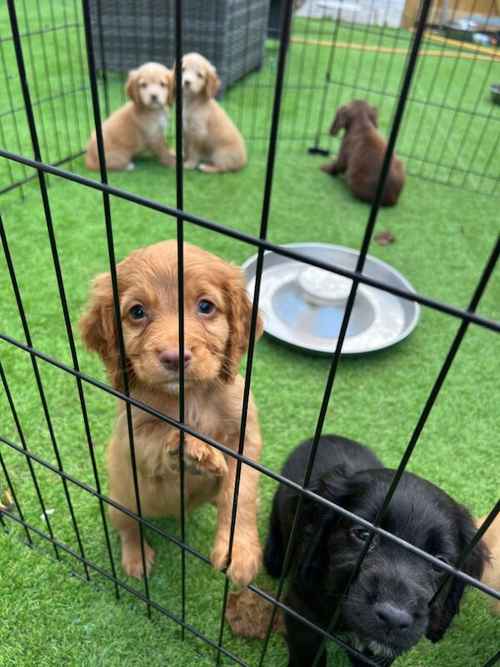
(1, 3, 499, 666)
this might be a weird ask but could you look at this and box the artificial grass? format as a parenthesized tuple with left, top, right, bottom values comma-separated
(1, 3, 499, 667)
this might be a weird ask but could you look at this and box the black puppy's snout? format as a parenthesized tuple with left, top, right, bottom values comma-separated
(375, 602, 413, 630)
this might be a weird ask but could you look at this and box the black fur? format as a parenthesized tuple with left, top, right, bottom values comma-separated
(265, 435, 487, 667)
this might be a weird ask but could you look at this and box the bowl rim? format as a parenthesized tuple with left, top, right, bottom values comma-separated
(241, 242, 421, 355)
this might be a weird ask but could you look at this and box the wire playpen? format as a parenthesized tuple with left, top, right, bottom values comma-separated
(0, 0, 499, 665)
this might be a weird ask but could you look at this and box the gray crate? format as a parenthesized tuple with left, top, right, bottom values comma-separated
(90, 0, 270, 92)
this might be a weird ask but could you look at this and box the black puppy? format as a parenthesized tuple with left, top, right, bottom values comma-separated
(264, 435, 487, 667)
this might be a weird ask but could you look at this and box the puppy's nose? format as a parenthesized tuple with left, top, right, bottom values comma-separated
(151, 93, 158, 102)
(374, 602, 412, 630)
(159, 350, 192, 370)
(183, 80, 190, 87)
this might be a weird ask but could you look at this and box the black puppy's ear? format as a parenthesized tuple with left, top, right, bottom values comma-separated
(297, 465, 352, 587)
(426, 506, 488, 643)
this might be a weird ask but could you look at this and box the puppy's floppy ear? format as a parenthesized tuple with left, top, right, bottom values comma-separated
(426, 505, 488, 643)
(221, 268, 263, 383)
(368, 104, 379, 128)
(330, 107, 347, 136)
(79, 272, 125, 389)
(297, 465, 353, 587)
(206, 65, 221, 98)
(125, 69, 139, 103)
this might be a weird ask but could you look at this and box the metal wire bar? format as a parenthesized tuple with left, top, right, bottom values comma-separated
(18, 0, 52, 169)
(260, 2, 435, 663)
(174, 0, 187, 637)
(0, 507, 249, 667)
(59, 1, 86, 160)
(434, 0, 497, 185)
(399, 0, 462, 173)
(430, 500, 500, 607)
(1, 429, 497, 604)
(311, 18, 340, 151)
(0, 367, 36, 547)
(4, 2, 91, 577)
(1, 149, 499, 336)
(72, 0, 93, 138)
(0, 34, 29, 194)
(94, 0, 110, 119)
(34, 0, 67, 161)
(483, 650, 500, 667)
(311, 233, 500, 667)
(81, 0, 152, 614)
(0, 21, 80, 43)
(215, 2, 296, 662)
(1, 212, 120, 594)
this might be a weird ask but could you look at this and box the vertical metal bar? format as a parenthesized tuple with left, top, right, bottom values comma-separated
(0, 372, 33, 546)
(81, 0, 152, 614)
(215, 1, 295, 663)
(72, 0, 93, 138)
(483, 650, 500, 667)
(174, 0, 187, 638)
(259, 1, 435, 663)
(0, 36, 29, 195)
(60, 1, 85, 157)
(6, 0, 91, 579)
(311, 19, 341, 152)
(0, 358, 54, 554)
(430, 500, 500, 607)
(313, 234, 500, 666)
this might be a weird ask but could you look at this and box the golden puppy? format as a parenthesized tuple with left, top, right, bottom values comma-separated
(477, 514, 500, 615)
(85, 62, 175, 171)
(175, 52, 247, 173)
(79, 241, 263, 586)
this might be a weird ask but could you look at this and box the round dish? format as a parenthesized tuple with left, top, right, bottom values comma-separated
(242, 243, 420, 355)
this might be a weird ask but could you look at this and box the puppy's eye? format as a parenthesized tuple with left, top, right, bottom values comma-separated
(196, 71, 203, 79)
(160, 81, 166, 88)
(139, 82, 147, 89)
(197, 299, 215, 316)
(351, 527, 372, 543)
(432, 555, 451, 572)
(129, 304, 146, 320)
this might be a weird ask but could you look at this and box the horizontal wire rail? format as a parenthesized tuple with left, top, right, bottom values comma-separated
(0, 150, 498, 335)
(1, 1, 499, 666)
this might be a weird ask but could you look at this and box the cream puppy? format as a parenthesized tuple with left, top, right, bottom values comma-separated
(85, 62, 175, 171)
(176, 52, 247, 173)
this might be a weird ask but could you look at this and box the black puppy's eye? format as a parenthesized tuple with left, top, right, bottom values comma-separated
(129, 304, 146, 320)
(197, 299, 215, 316)
(351, 527, 372, 542)
(432, 555, 450, 572)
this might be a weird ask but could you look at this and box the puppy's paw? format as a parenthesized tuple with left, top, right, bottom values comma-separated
(166, 434, 228, 478)
(162, 152, 176, 167)
(122, 540, 155, 579)
(198, 162, 220, 174)
(183, 159, 198, 170)
(126, 162, 136, 171)
(211, 539, 262, 587)
(320, 162, 335, 174)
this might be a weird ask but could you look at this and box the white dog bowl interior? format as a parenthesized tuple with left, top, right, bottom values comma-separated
(242, 243, 420, 355)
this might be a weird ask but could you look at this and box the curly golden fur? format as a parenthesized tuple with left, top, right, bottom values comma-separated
(85, 62, 175, 172)
(79, 241, 263, 586)
(477, 514, 500, 615)
(173, 52, 247, 173)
